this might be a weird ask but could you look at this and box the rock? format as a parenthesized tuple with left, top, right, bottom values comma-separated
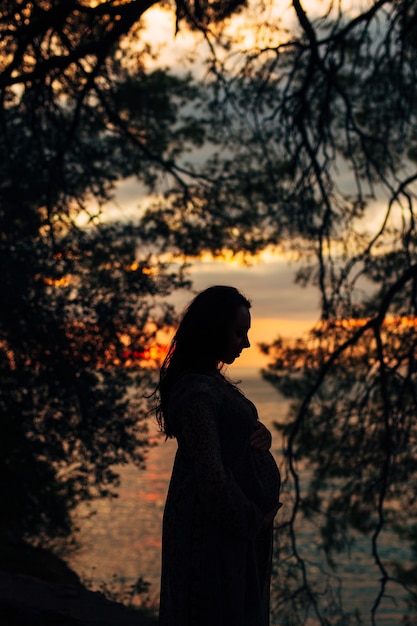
(0, 541, 82, 586)
(0, 570, 158, 626)
(0, 542, 157, 626)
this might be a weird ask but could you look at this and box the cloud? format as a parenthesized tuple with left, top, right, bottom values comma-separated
(188, 257, 320, 321)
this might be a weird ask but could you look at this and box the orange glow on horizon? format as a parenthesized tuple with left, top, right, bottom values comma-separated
(233, 315, 417, 368)
(325, 315, 417, 329)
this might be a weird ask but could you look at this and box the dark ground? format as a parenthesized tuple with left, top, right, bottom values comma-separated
(0, 542, 158, 626)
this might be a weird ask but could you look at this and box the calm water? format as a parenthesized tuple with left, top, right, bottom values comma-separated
(68, 368, 412, 624)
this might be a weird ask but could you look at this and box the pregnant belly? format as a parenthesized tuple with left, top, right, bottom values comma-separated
(240, 449, 281, 513)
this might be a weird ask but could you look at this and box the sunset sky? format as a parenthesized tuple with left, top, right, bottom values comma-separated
(104, 176, 321, 367)
(103, 192, 321, 368)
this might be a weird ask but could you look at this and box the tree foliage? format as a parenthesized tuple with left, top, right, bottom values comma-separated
(0, 0, 222, 543)
(144, 1, 417, 288)
(262, 259, 417, 623)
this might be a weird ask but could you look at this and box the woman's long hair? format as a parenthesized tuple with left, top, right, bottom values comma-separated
(156, 285, 251, 436)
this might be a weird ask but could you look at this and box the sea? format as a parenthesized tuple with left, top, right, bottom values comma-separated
(67, 368, 413, 625)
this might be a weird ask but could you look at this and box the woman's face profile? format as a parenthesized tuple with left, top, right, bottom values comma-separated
(220, 305, 251, 364)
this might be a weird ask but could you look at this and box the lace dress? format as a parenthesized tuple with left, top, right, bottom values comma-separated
(159, 373, 281, 626)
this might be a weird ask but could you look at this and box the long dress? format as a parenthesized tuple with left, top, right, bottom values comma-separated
(159, 372, 281, 626)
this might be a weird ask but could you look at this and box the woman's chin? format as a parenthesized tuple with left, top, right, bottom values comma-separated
(226, 355, 240, 365)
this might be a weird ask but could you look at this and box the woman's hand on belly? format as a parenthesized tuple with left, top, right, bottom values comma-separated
(250, 421, 272, 451)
